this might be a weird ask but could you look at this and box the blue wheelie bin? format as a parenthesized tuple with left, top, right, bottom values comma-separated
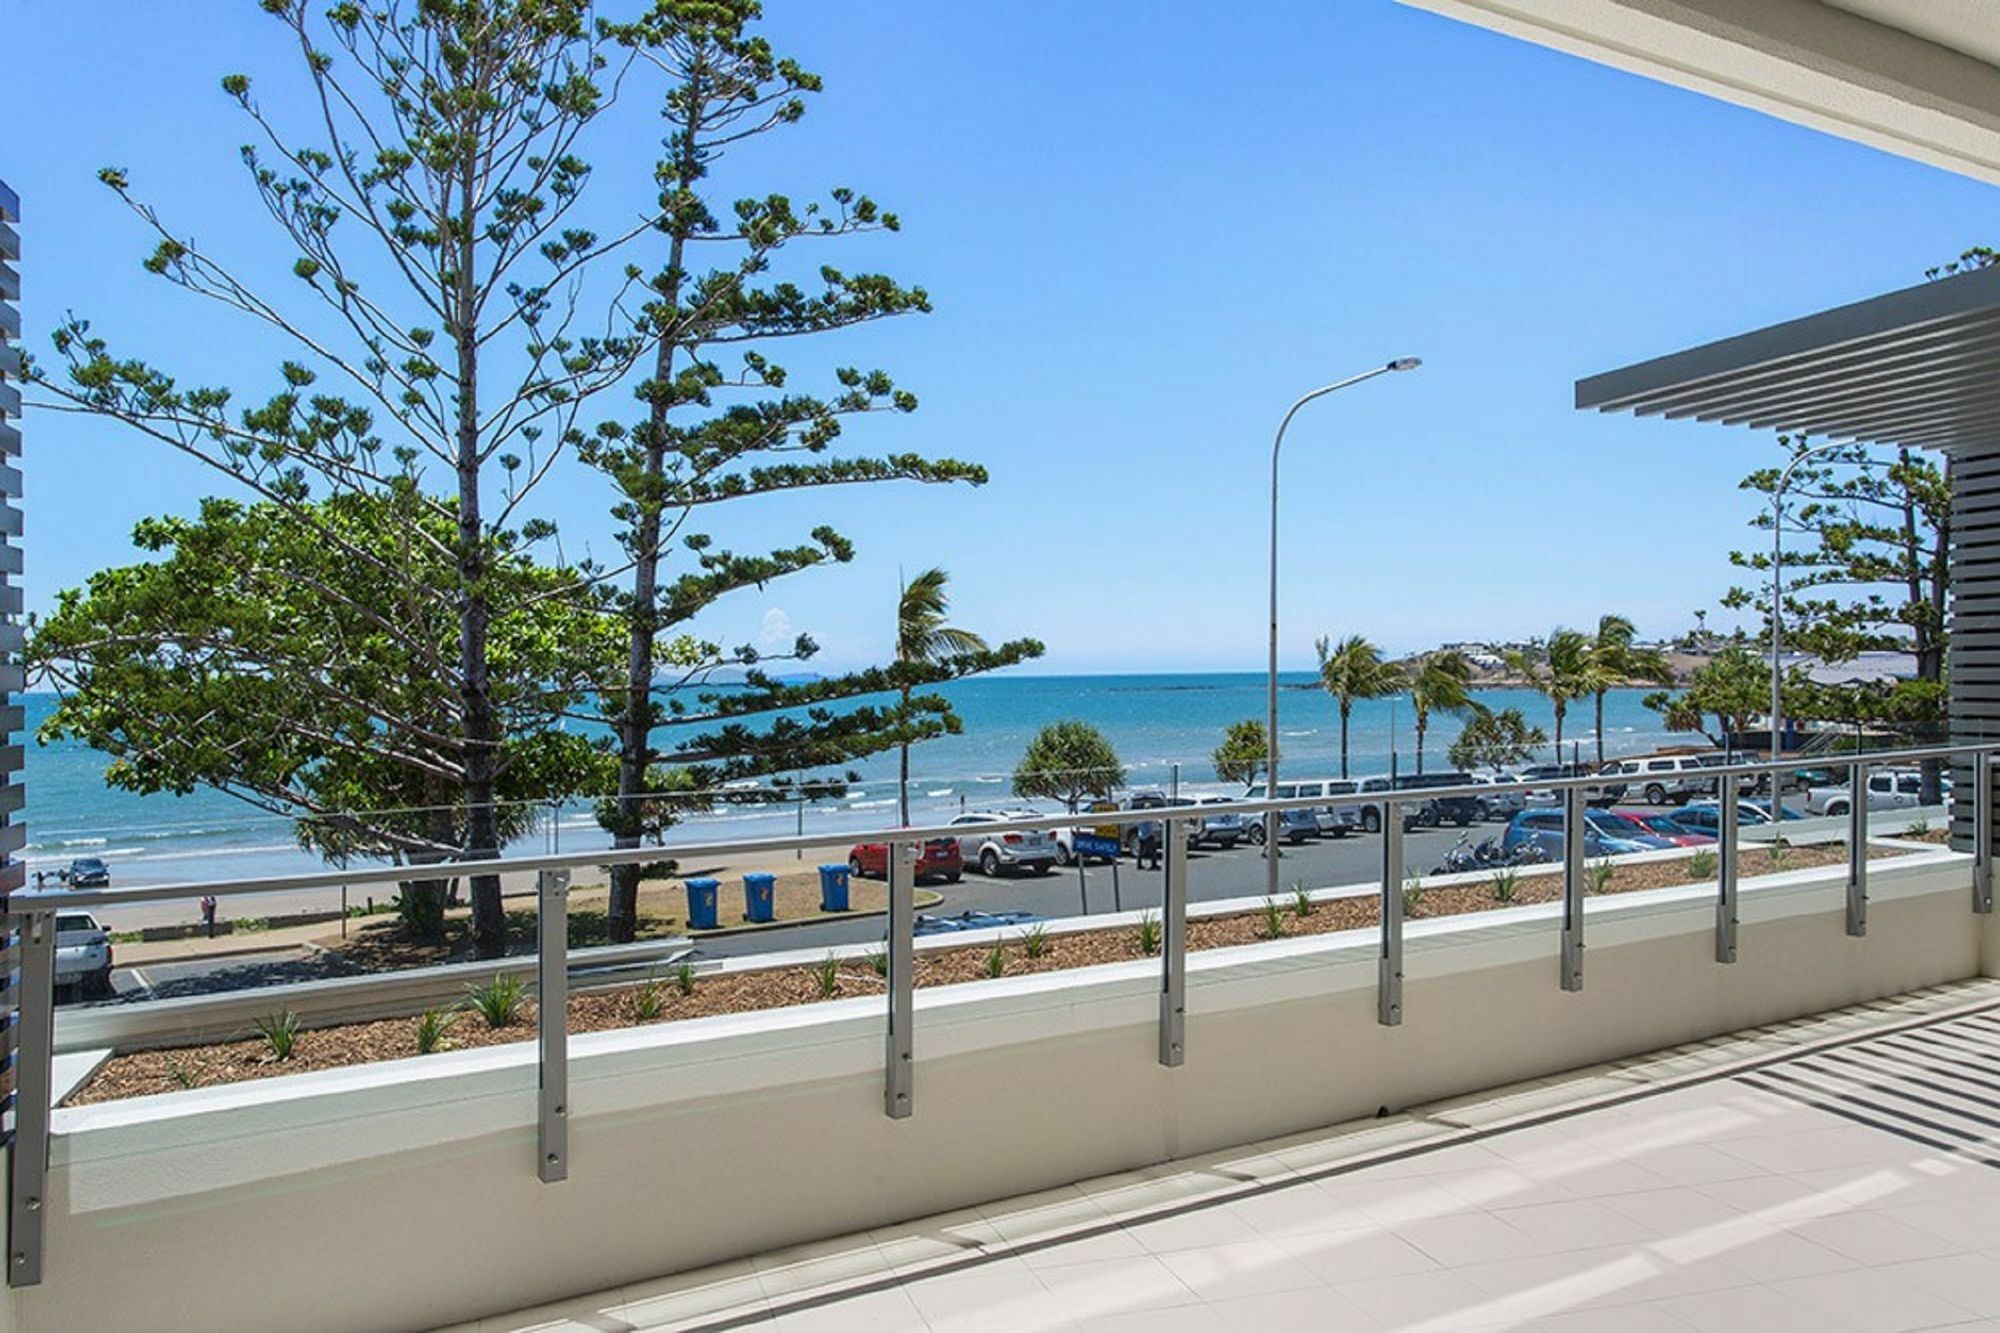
(685, 877, 720, 930)
(743, 871, 776, 924)
(817, 863, 852, 912)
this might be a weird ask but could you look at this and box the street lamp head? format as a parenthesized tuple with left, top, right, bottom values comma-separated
(1388, 357, 1422, 372)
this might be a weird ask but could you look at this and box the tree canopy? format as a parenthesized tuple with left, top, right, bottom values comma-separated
(1011, 721, 1126, 812)
(1213, 718, 1271, 788)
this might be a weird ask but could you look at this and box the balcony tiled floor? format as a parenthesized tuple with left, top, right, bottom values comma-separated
(459, 986, 2000, 1332)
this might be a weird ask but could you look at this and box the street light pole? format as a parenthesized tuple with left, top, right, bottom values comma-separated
(1266, 358, 1421, 896)
(1768, 440, 1884, 818)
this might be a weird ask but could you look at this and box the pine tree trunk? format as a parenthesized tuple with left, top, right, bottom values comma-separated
(452, 159, 506, 961)
(607, 97, 701, 942)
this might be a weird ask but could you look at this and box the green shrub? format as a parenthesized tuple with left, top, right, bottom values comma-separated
(1685, 848, 1718, 881)
(865, 948, 889, 978)
(1020, 923, 1050, 959)
(255, 1010, 300, 1062)
(416, 1005, 460, 1054)
(166, 1056, 203, 1089)
(1136, 909, 1161, 956)
(1904, 818, 1932, 837)
(812, 952, 840, 998)
(1766, 839, 1793, 872)
(1489, 867, 1519, 904)
(983, 943, 1006, 978)
(1401, 876, 1426, 918)
(466, 973, 528, 1029)
(630, 981, 665, 1023)
(1260, 896, 1285, 940)
(674, 960, 697, 996)
(1584, 859, 1615, 895)
(1291, 882, 1315, 917)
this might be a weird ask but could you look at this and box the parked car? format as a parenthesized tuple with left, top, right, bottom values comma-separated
(1053, 799, 1121, 866)
(1189, 796, 1249, 849)
(1517, 763, 1590, 809)
(1591, 755, 1715, 807)
(1615, 809, 1716, 846)
(1656, 800, 1805, 838)
(54, 911, 113, 999)
(1472, 773, 1526, 821)
(847, 836, 963, 884)
(1352, 776, 1395, 833)
(913, 910, 1047, 936)
(1501, 810, 1653, 861)
(1242, 780, 1357, 837)
(65, 856, 111, 889)
(949, 811, 1058, 877)
(1804, 768, 1941, 817)
(1116, 790, 1171, 854)
(1585, 810, 1680, 849)
(1243, 804, 1319, 845)
(1396, 771, 1484, 828)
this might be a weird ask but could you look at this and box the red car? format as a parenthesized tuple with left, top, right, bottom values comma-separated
(1613, 809, 1716, 847)
(847, 837, 964, 884)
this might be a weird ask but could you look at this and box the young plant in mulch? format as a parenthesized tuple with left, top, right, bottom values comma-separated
(1766, 839, 1794, 872)
(1136, 910, 1161, 956)
(1260, 897, 1286, 940)
(1401, 876, 1426, 918)
(629, 980, 666, 1023)
(983, 944, 1006, 979)
(466, 973, 528, 1029)
(416, 1005, 461, 1055)
(1489, 867, 1519, 904)
(1020, 923, 1050, 959)
(674, 960, 697, 996)
(812, 952, 841, 998)
(1685, 848, 1718, 881)
(1290, 882, 1315, 917)
(866, 948, 889, 978)
(1585, 859, 1615, 895)
(255, 1010, 300, 1062)
(1904, 818, 1931, 838)
(166, 1056, 204, 1089)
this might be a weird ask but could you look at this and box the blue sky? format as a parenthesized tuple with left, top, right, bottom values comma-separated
(4, 1, 1995, 676)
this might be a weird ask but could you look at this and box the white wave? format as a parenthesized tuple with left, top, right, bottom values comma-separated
(926, 788, 953, 798)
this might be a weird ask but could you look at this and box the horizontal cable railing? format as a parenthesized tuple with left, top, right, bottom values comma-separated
(1, 741, 1992, 1287)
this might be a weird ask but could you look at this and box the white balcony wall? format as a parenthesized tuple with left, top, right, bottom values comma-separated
(0, 847, 1985, 1333)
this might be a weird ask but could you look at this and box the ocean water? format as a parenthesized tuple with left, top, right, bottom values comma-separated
(18, 676, 1682, 887)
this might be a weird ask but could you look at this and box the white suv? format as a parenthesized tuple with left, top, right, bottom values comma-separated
(951, 811, 1058, 877)
(1595, 755, 1714, 806)
(1805, 769, 1941, 817)
(55, 911, 114, 999)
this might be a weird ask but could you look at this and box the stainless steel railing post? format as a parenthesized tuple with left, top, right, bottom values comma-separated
(1976, 754, 1994, 915)
(8, 908, 51, 1286)
(1160, 818, 1187, 1067)
(1716, 773, 1740, 964)
(1561, 785, 1585, 991)
(885, 842, 914, 1119)
(537, 868, 570, 1184)
(1379, 800, 1404, 1026)
(1846, 761, 1868, 937)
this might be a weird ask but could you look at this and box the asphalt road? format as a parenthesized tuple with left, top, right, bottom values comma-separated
(75, 819, 1509, 1003)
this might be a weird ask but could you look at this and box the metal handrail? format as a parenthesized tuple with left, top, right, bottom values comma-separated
(8, 740, 1986, 912)
(1, 739, 1993, 1290)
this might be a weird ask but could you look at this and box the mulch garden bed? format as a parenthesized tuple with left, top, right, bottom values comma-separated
(68, 839, 1913, 1106)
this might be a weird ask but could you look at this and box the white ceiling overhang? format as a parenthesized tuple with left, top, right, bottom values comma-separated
(1403, 0, 2000, 185)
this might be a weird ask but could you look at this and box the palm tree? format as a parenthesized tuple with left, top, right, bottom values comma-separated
(1408, 650, 1474, 774)
(1316, 634, 1405, 778)
(1583, 614, 1674, 767)
(1507, 630, 1592, 760)
(894, 568, 987, 824)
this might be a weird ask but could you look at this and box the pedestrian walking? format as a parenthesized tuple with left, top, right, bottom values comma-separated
(200, 894, 218, 938)
(1136, 818, 1161, 871)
